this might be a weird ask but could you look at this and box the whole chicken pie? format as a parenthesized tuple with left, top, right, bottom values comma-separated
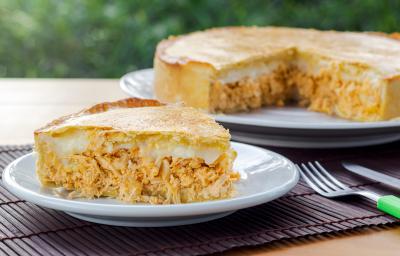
(34, 98, 239, 204)
(154, 26, 400, 121)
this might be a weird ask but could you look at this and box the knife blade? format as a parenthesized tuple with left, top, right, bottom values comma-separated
(342, 162, 400, 189)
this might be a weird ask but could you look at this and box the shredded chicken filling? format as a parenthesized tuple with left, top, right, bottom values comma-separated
(210, 65, 382, 121)
(37, 143, 239, 204)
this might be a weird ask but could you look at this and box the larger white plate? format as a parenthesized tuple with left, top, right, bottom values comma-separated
(120, 69, 400, 148)
(2, 142, 298, 227)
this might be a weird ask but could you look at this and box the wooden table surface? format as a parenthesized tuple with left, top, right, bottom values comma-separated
(1, 78, 399, 255)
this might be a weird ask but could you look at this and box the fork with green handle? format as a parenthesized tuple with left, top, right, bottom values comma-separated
(298, 161, 400, 218)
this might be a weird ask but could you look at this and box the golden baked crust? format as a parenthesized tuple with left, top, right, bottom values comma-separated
(154, 26, 400, 121)
(35, 98, 163, 133)
(35, 97, 229, 141)
(34, 98, 238, 204)
(156, 27, 400, 73)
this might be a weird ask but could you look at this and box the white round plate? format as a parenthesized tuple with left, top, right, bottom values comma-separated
(2, 142, 298, 227)
(120, 69, 400, 148)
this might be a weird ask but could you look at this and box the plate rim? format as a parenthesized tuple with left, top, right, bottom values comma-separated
(2, 142, 299, 218)
(120, 68, 400, 130)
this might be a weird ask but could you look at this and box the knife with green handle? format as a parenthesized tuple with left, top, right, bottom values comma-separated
(377, 195, 400, 218)
(342, 162, 400, 218)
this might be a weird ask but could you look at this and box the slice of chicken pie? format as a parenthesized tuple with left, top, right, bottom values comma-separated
(34, 98, 239, 204)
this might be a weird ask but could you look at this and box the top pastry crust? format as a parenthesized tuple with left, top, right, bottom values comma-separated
(35, 98, 162, 133)
(157, 26, 400, 78)
(35, 98, 229, 142)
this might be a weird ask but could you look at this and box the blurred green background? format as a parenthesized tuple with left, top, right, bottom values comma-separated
(1, 0, 399, 78)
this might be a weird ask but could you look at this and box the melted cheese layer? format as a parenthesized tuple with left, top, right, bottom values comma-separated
(39, 130, 224, 165)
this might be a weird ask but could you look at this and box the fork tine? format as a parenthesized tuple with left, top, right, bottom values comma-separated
(314, 161, 348, 189)
(307, 162, 340, 190)
(296, 165, 326, 194)
(300, 163, 333, 193)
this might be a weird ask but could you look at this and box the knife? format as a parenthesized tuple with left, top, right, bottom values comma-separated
(342, 162, 400, 189)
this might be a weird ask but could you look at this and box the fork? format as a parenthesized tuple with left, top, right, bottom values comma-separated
(298, 161, 400, 219)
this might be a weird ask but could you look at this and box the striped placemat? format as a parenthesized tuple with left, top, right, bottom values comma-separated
(0, 143, 399, 255)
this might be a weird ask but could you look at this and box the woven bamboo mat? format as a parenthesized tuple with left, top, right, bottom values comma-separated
(0, 143, 399, 256)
